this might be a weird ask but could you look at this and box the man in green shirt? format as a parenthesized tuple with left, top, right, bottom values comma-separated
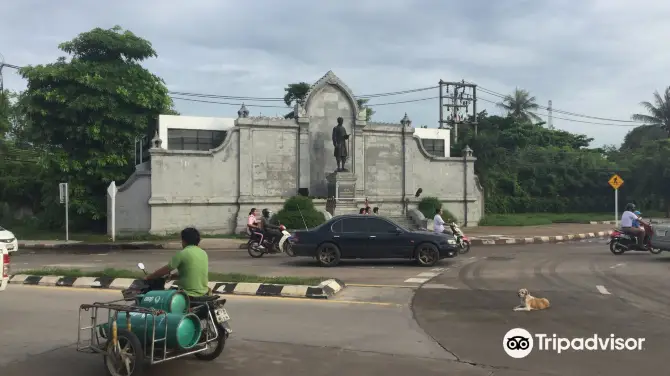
(145, 227, 210, 297)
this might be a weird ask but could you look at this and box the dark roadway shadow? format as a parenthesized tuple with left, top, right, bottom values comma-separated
(278, 258, 458, 268)
(412, 288, 668, 376)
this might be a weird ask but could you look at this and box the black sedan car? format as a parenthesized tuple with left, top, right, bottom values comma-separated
(290, 214, 459, 267)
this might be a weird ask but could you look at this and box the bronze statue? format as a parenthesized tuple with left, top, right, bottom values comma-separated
(332, 117, 350, 171)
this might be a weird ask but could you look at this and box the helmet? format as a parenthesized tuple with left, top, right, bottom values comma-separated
(625, 203, 636, 211)
(634, 211, 641, 215)
(262, 208, 271, 218)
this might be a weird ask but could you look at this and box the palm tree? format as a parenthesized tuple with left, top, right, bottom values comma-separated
(497, 88, 542, 123)
(631, 87, 670, 135)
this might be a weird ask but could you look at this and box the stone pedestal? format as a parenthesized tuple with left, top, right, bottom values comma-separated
(327, 171, 359, 216)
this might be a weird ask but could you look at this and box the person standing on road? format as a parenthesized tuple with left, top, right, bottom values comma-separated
(433, 208, 446, 234)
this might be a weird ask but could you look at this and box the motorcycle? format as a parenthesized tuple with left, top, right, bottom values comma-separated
(77, 262, 231, 376)
(247, 224, 293, 258)
(608, 219, 662, 255)
(449, 222, 471, 254)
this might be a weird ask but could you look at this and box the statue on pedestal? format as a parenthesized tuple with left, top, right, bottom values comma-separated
(332, 117, 350, 172)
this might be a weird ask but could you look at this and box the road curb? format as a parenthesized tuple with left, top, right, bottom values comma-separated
(8, 275, 346, 300)
(469, 230, 614, 246)
(17, 242, 165, 252)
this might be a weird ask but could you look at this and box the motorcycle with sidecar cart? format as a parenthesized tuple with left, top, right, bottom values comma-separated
(76, 262, 232, 376)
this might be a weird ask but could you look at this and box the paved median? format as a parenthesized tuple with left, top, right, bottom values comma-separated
(7, 267, 346, 299)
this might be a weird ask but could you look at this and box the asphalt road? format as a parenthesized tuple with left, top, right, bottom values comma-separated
(412, 241, 670, 376)
(0, 285, 498, 376)
(12, 248, 472, 286)
(12, 238, 607, 286)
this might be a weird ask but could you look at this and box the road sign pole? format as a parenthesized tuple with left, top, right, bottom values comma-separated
(65, 186, 69, 242)
(615, 188, 618, 228)
(107, 181, 118, 243)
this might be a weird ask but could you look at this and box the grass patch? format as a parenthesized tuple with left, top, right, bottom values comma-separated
(17, 267, 324, 286)
(479, 213, 618, 227)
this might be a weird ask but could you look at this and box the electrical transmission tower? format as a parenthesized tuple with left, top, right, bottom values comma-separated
(547, 100, 553, 129)
(438, 80, 478, 142)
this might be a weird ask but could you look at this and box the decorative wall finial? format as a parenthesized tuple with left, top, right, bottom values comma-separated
(400, 113, 412, 127)
(463, 145, 473, 157)
(151, 130, 163, 149)
(237, 103, 249, 118)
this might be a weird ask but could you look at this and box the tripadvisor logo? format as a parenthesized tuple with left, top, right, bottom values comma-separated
(503, 328, 645, 358)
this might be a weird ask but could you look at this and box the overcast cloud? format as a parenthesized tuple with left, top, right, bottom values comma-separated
(2, 0, 669, 147)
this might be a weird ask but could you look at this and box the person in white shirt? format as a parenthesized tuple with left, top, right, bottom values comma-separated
(620, 203, 644, 246)
(433, 208, 446, 234)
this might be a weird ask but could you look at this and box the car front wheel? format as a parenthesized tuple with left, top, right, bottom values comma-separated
(415, 243, 440, 267)
(316, 243, 341, 267)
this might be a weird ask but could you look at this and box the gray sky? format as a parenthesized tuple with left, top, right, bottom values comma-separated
(2, 0, 668, 148)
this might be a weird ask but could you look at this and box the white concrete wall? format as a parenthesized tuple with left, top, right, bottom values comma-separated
(158, 115, 236, 150)
(413, 127, 451, 157)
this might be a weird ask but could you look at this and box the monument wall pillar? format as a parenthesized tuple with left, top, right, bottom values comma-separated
(296, 108, 311, 194)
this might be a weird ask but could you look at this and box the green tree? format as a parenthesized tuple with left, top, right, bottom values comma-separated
(631, 87, 670, 135)
(283, 82, 310, 119)
(356, 98, 375, 121)
(497, 88, 542, 124)
(18, 25, 175, 229)
(620, 124, 667, 150)
(625, 139, 670, 216)
(453, 112, 620, 214)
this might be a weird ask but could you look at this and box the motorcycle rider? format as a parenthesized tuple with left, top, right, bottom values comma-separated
(247, 208, 265, 250)
(621, 203, 644, 246)
(260, 208, 282, 246)
(144, 227, 210, 297)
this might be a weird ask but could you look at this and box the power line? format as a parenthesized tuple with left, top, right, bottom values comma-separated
(472, 84, 642, 124)
(171, 94, 438, 108)
(0, 59, 652, 125)
(171, 96, 287, 108)
(0, 61, 439, 102)
(477, 96, 639, 127)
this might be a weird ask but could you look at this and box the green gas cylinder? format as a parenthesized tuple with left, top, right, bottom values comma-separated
(98, 312, 202, 350)
(136, 290, 190, 314)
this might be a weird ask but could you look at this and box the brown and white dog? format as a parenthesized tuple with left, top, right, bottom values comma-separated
(514, 288, 550, 311)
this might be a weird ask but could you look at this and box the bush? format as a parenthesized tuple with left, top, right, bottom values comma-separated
(418, 197, 458, 222)
(273, 196, 325, 230)
(282, 195, 316, 211)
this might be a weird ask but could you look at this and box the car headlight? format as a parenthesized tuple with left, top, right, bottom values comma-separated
(447, 239, 457, 245)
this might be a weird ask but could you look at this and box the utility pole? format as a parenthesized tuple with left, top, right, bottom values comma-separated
(0, 54, 21, 93)
(438, 80, 478, 143)
(548, 100, 553, 129)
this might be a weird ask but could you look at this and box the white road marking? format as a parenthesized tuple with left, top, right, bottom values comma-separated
(404, 277, 430, 284)
(596, 285, 611, 295)
(610, 263, 625, 269)
(416, 272, 440, 278)
(422, 284, 458, 289)
(431, 268, 447, 272)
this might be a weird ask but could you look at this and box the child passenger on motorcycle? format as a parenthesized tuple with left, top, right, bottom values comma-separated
(632, 211, 642, 228)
